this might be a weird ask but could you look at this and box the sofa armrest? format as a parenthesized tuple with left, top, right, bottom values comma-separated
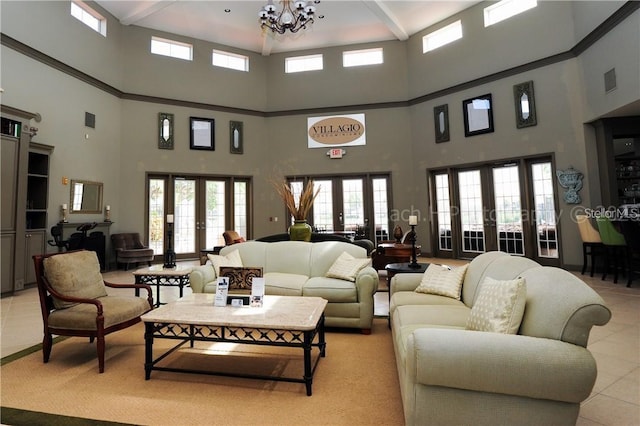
(189, 264, 216, 293)
(390, 273, 423, 295)
(407, 328, 597, 403)
(354, 266, 378, 299)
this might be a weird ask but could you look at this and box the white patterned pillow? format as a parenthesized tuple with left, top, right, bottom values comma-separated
(326, 251, 371, 282)
(414, 263, 468, 300)
(466, 276, 527, 334)
(207, 249, 243, 277)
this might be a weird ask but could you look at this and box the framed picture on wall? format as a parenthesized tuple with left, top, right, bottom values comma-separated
(230, 121, 243, 154)
(462, 94, 494, 137)
(190, 117, 215, 150)
(158, 112, 174, 150)
(433, 104, 450, 143)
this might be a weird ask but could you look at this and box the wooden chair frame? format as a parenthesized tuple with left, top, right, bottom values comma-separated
(33, 250, 153, 373)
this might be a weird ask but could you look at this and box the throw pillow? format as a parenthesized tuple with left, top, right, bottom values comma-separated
(414, 263, 468, 300)
(207, 249, 243, 277)
(466, 276, 527, 334)
(44, 250, 108, 309)
(326, 251, 371, 282)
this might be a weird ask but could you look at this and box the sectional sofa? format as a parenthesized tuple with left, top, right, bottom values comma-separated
(189, 241, 378, 333)
(390, 251, 611, 425)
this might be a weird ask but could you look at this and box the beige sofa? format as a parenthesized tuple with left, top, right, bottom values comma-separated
(190, 241, 378, 333)
(390, 251, 611, 426)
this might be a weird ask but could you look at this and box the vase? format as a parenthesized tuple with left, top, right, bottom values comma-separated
(289, 220, 312, 242)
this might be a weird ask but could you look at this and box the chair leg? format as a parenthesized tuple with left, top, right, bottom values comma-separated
(97, 335, 106, 373)
(582, 244, 587, 275)
(602, 247, 609, 281)
(42, 332, 53, 363)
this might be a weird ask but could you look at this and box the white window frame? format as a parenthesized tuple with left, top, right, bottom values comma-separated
(343, 48, 383, 68)
(422, 20, 462, 53)
(212, 49, 249, 72)
(285, 54, 323, 73)
(151, 36, 193, 61)
(71, 1, 106, 36)
(484, 0, 537, 27)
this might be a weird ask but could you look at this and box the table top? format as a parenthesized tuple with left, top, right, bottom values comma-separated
(141, 294, 327, 330)
(133, 264, 193, 277)
(385, 262, 429, 273)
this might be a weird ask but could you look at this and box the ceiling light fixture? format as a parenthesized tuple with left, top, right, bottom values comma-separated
(259, 0, 319, 34)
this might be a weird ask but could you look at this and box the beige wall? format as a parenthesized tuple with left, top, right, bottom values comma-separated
(1, 0, 638, 268)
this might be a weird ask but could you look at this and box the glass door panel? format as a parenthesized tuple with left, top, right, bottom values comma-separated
(148, 178, 166, 256)
(205, 180, 225, 248)
(342, 178, 364, 231)
(313, 179, 333, 232)
(531, 162, 558, 258)
(372, 177, 389, 243)
(493, 165, 524, 255)
(458, 170, 486, 254)
(174, 178, 196, 255)
(435, 174, 452, 251)
(234, 181, 248, 239)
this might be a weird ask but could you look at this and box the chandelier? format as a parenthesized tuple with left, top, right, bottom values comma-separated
(259, 1, 319, 35)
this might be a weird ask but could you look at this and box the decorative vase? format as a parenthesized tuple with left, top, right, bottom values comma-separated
(393, 225, 403, 243)
(289, 220, 312, 242)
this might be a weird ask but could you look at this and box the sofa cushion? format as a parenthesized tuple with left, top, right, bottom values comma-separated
(466, 276, 527, 334)
(263, 272, 307, 296)
(44, 251, 108, 309)
(415, 264, 468, 300)
(304, 276, 358, 302)
(325, 251, 370, 282)
(207, 249, 243, 276)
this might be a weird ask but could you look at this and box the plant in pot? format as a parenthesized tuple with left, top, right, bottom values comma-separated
(273, 179, 320, 242)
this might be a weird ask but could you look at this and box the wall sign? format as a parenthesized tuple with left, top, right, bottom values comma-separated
(307, 113, 366, 148)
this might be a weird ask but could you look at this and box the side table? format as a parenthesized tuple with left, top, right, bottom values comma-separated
(133, 264, 193, 307)
(199, 246, 223, 265)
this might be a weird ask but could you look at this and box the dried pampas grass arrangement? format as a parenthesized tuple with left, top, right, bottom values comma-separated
(272, 179, 320, 220)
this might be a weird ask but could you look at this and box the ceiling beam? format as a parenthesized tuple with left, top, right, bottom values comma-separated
(120, 1, 177, 26)
(363, 0, 408, 41)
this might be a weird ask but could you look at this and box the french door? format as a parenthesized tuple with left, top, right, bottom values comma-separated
(286, 174, 391, 244)
(147, 174, 250, 260)
(430, 157, 559, 265)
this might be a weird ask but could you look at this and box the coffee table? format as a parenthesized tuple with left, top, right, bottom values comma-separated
(133, 264, 192, 307)
(141, 294, 327, 396)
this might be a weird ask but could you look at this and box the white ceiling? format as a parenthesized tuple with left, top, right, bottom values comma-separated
(95, 1, 481, 56)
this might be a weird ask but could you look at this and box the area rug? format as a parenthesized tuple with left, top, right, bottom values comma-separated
(1, 318, 403, 426)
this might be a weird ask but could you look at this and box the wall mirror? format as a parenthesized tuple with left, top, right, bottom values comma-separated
(513, 81, 537, 128)
(70, 180, 103, 214)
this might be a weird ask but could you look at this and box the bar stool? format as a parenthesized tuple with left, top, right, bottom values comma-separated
(596, 217, 627, 283)
(575, 215, 604, 277)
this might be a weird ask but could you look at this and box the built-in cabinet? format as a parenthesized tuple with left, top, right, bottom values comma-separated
(1, 105, 52, 294)
(616, 157, 640, 204)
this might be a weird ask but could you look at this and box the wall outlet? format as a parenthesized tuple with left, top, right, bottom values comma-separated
(14, 279, 24, 291)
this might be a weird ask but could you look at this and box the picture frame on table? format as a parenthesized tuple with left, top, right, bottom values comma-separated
(433, 104, 450, 143)
(230, 121, 243, 154)
(513, 81, 537, 128)
(190, 117, 215, 151)
(462, 94, 494, 137)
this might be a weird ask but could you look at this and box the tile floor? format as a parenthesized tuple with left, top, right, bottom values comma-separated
(1, 257, 638, 425)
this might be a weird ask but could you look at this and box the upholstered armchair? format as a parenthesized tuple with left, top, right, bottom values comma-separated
(32, 250, 153, 373)
(111, 232, 154, 270)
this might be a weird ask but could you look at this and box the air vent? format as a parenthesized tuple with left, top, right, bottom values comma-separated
(85, 112, 96, 128)
(604, 68, 617, 93)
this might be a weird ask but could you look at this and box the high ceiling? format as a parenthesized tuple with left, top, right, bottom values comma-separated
(95, 1, 481, 56)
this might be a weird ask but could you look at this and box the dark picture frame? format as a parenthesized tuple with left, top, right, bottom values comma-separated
(230, 121, 243, 154)
(190, 117, 215, 150)
(463, 94, 494, 137)
(433, 104, 450, 143)
(513, 81, 537, 128)
(158, 112, 174, 150)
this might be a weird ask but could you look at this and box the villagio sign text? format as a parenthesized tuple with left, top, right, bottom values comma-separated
(307, 113, 366, 148)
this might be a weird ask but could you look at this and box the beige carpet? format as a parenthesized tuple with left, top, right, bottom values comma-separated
(1, 318, 403, 426)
